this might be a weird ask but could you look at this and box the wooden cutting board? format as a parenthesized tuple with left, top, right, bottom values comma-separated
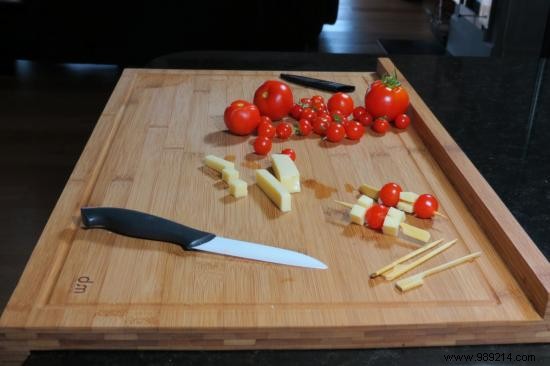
(1, 58, 549, 362)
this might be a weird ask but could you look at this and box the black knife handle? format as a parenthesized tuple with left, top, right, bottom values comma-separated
(80, 207, 215, 250)
(280, 73, 355, 93)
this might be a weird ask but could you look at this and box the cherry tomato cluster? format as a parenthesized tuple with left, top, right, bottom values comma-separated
(378, 182, 440, 219)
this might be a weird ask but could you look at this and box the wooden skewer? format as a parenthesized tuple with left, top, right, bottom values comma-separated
(395, 252, 482, 292)
(370, 239, 444, 278)
(383, 239, 457, 281)
(334, 200, 354, 209)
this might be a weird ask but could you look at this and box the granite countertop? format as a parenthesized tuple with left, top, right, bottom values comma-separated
(2, 53, 549, 365)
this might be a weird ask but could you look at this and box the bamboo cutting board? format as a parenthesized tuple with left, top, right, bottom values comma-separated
(1, 58, 550, 362)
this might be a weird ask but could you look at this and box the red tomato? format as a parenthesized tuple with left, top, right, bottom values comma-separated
(326, 123, 345, 142)
(224, 100, 261, 135)
(257, 120, 276, 138)
(331, 110, 346, 123)
(300, 97, 312, 107)
(312, 116, 330, 136)
(316, 112, 332, 122)
(312, 99, 326, 112)
(379, 182, 402, 207)
(394, 114, 411, 129)
(253, 80, 294, 120)
(253, 136, 272, 155)
(298, 118, 313, 136)
(281, 148, 296, 161)
(359, 112, 373, 127)
(344, 121, 365, 140)
(365, 74, 410, 121)
(353, 106, 367, 121)
(327, 92, 354, 117)
(414, 194, 439, 219)
(365, 204, 389, 230)
(290, 104, 303, 120)
(372, 117, 390, 134)
(276, 122, 293, 139)
(311, 95, 324, 104)
(300, 107, 316, 121)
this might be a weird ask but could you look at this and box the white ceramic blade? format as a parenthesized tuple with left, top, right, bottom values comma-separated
(193, 236, 327, 269)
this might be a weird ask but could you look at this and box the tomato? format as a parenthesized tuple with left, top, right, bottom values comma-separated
(312, 99, 326, 112)
(257, 120, 276, 138)
(281, 148, 296, 161)
(353, 106, 367, 121)
(372, 117, 390, 134)
(224, 100, 261, 135)
(316, 112, 332, 122)
(414, 194, 439, 219)
(331, 110, 346, 123)
(365, 74, 410, 121)
(344, 121, 364, 140)
(359, 112, 373, 127)
(312, 116, 330, 136)
(290, 104, 303, 120)
(300, 107, 316, 121)
(327, 92, 354, 117)
(298, 118, 313, 136)
(276, 122, 293, 139)
(253, 80, 294, 120)
(379, 182, 402, 207)
(311, 95, 324, 104)
(366, 204, 389, 230)
(394, 114, 411, 129)
(300, 97, 312, 107)
(253, 136, 272, 155)
(326, 123, 345, 142)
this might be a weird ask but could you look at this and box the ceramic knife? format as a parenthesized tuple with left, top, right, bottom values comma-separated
(279, 73, 355, 93)
(81, 207, 327, 269)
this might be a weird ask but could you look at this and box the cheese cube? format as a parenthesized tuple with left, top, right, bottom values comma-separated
(255, 169, 291, 212)
(350, 204, 367, 225)
(222, 167, 239, 183)
(357, 195, 374, 209)
(204, 155, 234, 172)
(382, 216, 399, 237)
(387, 207, 406, 223)
(400, 223, 430, 242)
(400, 191, 419, 204)
(271, 154, 300, 193)
(358, 183, 379, 199)
(397, 201, 414, 213)
(228, 178, 247, 198)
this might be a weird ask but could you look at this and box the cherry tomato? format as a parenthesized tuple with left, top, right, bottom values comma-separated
(300, 107, 316, 121)
(316, 112, 332, 122)
(281, 148, 296, 161)
(365, 204, 389, 230)
(359, 112, 373, 127)
(352, 106, 367, 121)
(290, 104, 303, 120)
(414, 194, 439, 219)
(312, 99, 326, 112)
(300, 97, 312, 108)
(372, 117, 390, 134)
(327, 92, 354, 117)
(276, 122, 293, 139)
(325, 123, 345, 142)
(344, 121, 365, 140)
(298, 118, 313, 136)
(224, 100, 261, 135)
(365, 74, 410, 121)
(394, 114, 411, 129)
(253, 80, 294, 120)
(312, 116, 330, 136)
(257, 120, 276, 138)
(311, 95, 324, 104)
(331, 110, 346, 123)
(253, 136, 272, 155)
(379, 182, 402, 207)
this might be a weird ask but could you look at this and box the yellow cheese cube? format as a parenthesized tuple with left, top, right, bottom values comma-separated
(350, 204, 367, 225)
(228, 178, 247, 198)
(387, 207, 406, 223)
(400, 191, 419, 204)
(382, 216, 399, 237)
(357, 195, 374, 208)
(222, 167, 239, 183)
(359, 183, 379, 199)
(204, 155, 234, 172)
(271, 154, 300, 193)
(400, 223, 431, 242)
(255, 169, 291, 212)
(397, 201, 414, 213)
